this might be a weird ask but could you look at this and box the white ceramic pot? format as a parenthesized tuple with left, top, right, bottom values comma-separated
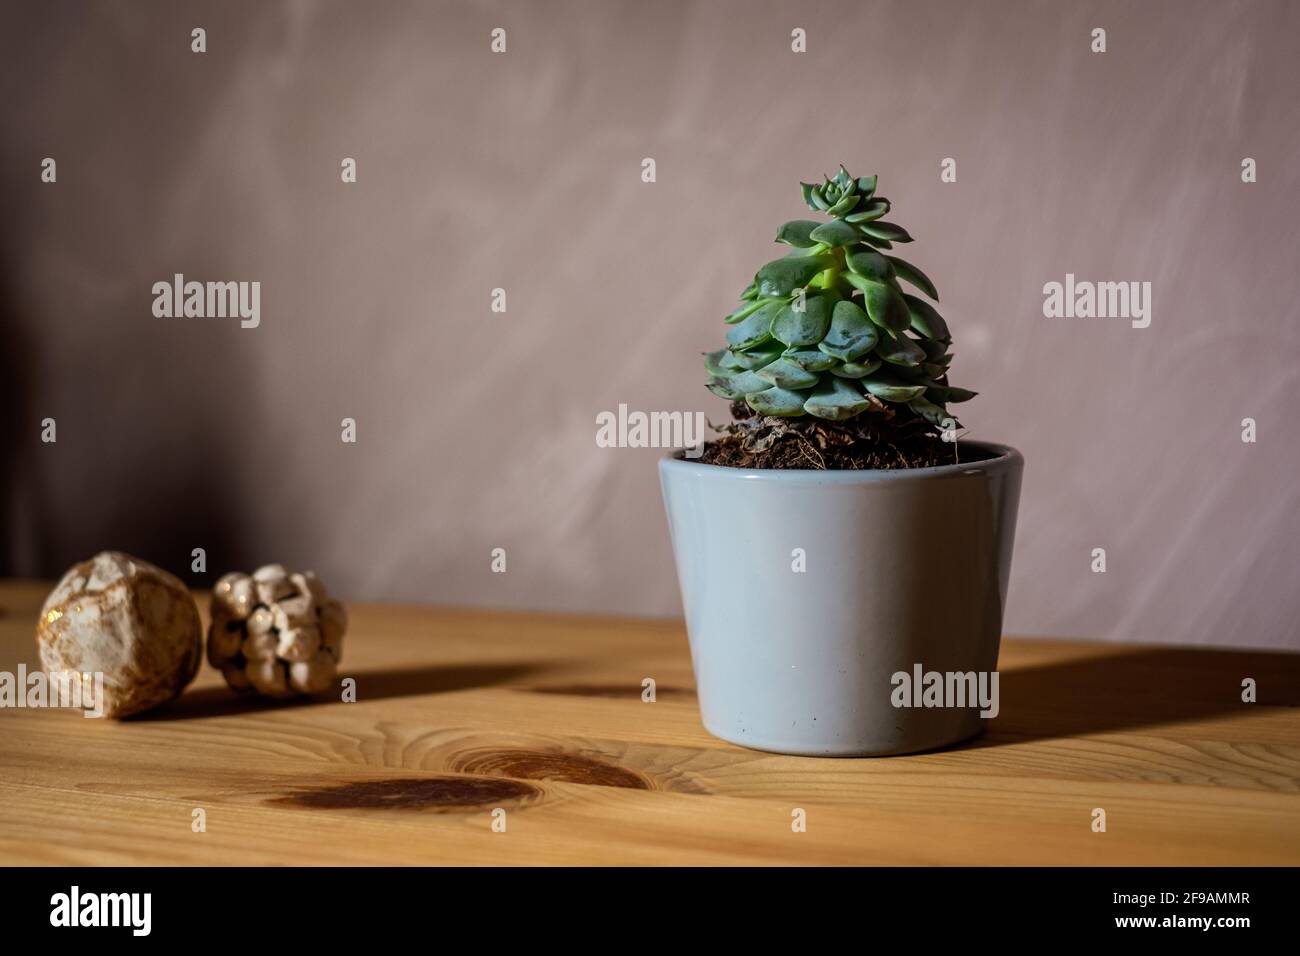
(660, 442, 1023, 756)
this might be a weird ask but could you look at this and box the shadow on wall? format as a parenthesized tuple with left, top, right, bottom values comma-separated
(0, 254, 257, 591)
(0, 271, 27, 574)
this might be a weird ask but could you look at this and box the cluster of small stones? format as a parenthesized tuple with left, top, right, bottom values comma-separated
(208, 564, 346, 697)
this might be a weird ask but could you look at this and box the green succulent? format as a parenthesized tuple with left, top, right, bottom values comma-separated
(705, 167, 974, 426)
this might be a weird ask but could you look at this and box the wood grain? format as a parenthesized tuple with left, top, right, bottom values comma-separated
(1, 580, 1297, 865)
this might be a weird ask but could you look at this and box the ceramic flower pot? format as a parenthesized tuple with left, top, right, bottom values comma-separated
(659, 442, 1023, 756)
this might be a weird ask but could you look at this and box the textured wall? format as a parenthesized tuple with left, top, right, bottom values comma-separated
(2, 1, 1298, 647)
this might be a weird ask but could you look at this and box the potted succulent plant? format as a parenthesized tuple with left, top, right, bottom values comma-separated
(660, 167, 1023, 756)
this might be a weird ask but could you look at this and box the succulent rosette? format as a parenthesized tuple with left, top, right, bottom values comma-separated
(705, 167, 975, 426)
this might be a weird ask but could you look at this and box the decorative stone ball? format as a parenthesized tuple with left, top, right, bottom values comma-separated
(208, 564, 346, 697)
(35, 551, 203, 718)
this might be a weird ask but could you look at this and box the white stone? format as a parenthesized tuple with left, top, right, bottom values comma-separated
(36, 552, 202, 718)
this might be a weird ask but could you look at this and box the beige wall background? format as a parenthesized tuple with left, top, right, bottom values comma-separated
(2, 0, 1298, 648)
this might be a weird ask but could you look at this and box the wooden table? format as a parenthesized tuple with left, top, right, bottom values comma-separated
(1, 580, 1297, 866)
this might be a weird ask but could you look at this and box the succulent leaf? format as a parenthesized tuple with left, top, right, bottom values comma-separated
(902, 293, 951, 341)
(845, 199, 890, 223)
(818, 299, 879, 361)
(726, 302, 780, 350)
(875, 333, 926, 367)
(755, 254, 835, 296)
(720, 369, 771, 394)
(862, 374, 926, 402)
(808, 219, 859, 247)
(727, 341, 784, 370)
(719, 350, 747, 370)
(826, 193, 859, 217)
(709, 366, 777, 399)
(775, 220, 823, 248)
(926, 385, 977, 403)
(782, 348, 839, 372)
(859, 221, 912, 243)
(771, 295, 833, 347)
(703, 349, 730, 377)
(860, 280, 912, 332)
(804, 379, 872, 421)
(748, 386, 811, 417)
(724, 298, 768, 325)
(845, 248, 894, 282)
(919, 339, 949, 361)
(755, 357, 821, 389)
(887, 256, 938, 300)
(829, 358, 882, 378)
(907, 396, 949, 426)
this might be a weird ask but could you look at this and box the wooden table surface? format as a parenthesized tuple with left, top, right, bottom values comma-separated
(1, 579, 1298, 866)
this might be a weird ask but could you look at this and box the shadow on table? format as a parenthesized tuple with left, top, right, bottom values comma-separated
(136, 661, 549, 721)
(966, 643, 1300, 748)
